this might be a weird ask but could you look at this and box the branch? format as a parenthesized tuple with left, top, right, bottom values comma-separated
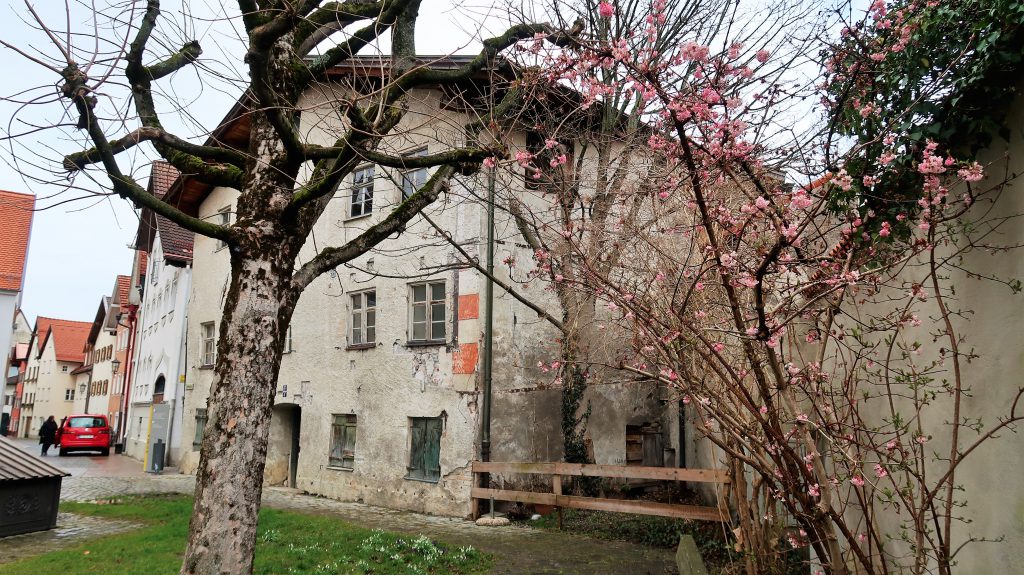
(301, 0, 414, 82)
(419, 212, 565, 332)
(305, 145, 493, 166)
(292, 164, 456, 288)
(123, 0, 242, 187)
(294, 1, 385, 56)
(62, 126, 247, 171)
(59, 63, 233, 244)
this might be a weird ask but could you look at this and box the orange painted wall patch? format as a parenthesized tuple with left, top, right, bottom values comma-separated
(458, 294, 480, 320)
(452, 342, 479, 374)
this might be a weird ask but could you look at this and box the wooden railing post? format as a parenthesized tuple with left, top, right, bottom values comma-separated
(553, 474, 563, 529)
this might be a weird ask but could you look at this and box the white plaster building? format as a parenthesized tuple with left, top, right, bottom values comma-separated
(172, 58, 677, 517)
(21, 317, 90, 436)
(125, 161, 193, 467)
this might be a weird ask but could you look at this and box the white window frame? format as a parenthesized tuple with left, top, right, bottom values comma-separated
(349, 166, 375, 218)
(408, 281, 446, 343)
(401, 148, 428, 200)
(349, 290, 377, 347)
(214, 207, 231, 251)
(201, 322, 216, 367)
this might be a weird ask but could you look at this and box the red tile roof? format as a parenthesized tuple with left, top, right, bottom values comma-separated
(149, 161, 180, 198)
(0, 190, 35, 292)
(115, 275, 131, 306)
(156, 215, 194, 265)
(34, 317, 92, 363)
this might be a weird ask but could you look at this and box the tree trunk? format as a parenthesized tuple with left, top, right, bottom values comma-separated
(181, 243, 298, 575)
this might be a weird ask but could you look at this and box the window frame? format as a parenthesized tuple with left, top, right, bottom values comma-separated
(400, 148, 429, 200)
(200, 322, 216, 367)
(408, 281, 446, 345)
(193, 408, 208, 450)
(349, 165, 375, 219)
(214, 207, 231, 251)
(406, 416, 443, 483)
(283, 325, 293, 354)
(328, 414, 358, 470)
(348, 289, 377, 349)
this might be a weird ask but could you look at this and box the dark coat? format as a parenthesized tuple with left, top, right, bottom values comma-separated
(39, 419, 58, 443)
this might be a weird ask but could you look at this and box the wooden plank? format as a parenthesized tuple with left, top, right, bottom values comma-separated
(470, 488, 726, 522)
(471, 461, 730, 484)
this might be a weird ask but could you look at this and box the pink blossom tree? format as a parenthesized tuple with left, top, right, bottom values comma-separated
(479, 0, 1024, 573)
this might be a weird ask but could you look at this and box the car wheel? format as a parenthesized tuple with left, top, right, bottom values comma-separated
(101, 448, 110, 456)
(59, 448, 68, 456)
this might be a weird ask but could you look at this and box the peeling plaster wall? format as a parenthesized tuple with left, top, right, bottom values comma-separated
(845, 90, 1024, 573)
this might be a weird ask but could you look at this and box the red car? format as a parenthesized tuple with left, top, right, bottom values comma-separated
(57, 414, 112, 456)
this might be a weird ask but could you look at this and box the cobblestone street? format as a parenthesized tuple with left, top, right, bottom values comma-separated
(2, 439, 677, 574)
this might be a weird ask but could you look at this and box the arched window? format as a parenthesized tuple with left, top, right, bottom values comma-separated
(154, 375, 166, 397)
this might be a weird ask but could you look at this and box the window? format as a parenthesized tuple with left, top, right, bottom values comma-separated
(283, 326, 293, 353)
(65, 389, 75, 401)
(401, 148, 428, 200)
(350, 290, 376, 346)
(407, 417, 442, 482)
(409, 281, 445, 343)
(193, 408, 207, 449)
(154, 376, 166, 397)
(61, 365, 69, 372)
(201, 322, 216, 366)
(329, 414, 357, 469)
(350, 166, 374, 218)
(215, 207, 231, 251)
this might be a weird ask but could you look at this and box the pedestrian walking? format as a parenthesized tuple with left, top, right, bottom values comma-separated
(39, 415, 58, 456)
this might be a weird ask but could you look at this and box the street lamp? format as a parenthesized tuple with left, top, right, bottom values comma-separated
(111, 358, 121, 376)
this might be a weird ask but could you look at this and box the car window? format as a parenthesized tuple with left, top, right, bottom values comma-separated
(68, 417, 106, 428)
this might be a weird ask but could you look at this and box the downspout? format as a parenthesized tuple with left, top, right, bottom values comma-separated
(481, 167, 495, 467)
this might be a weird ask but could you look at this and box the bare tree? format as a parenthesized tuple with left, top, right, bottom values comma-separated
(0, 1, 573, 572)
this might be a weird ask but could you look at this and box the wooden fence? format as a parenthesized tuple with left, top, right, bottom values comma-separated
(471, 461, 729, 522)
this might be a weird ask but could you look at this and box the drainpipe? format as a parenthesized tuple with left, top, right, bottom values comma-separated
(481, 167, 495, 467)
(116, 304, 138, 449)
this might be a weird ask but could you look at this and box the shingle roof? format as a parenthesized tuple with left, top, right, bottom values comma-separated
(149, 160, 179, 198)
(0, 435, 69, 481)
(35, 316, 92, 362)
(156, 214, 194, 265)
(0, 190, 35, 292)
(115, 274, 131, 306)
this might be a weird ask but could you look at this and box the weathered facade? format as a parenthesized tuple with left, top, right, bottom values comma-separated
(175, 67, 677, 517)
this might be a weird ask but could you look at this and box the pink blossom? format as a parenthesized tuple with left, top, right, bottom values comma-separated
(515, 150, 532, 167)
(727, 42, 743, 60)
(755, 49, 770, 63)
(796, 413, 809, 423)
(958, 162, 984, 182)
(851, 476, 865, 487)
(759, 405, 768, 415)
(808, 484, 820, 497)
(712, 342, 725, 353)
(482, 157, 497, 169)
(754, 196, 770, 210)
(915, 435, 928, 444)
(874, 464, 888, 478)
(879, 221, 891, 237)
(554, 274, 564, 282)
(598, 1, 615, 18)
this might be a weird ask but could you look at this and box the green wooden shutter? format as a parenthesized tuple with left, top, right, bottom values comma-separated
(409, 418, 426, 480)
(424, 418, 442, 481)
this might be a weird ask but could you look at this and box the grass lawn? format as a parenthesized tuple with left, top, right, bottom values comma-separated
(3, 495, 491, 575)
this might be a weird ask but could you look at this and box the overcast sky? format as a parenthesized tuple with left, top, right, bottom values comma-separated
(1, 0, 505, 324)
